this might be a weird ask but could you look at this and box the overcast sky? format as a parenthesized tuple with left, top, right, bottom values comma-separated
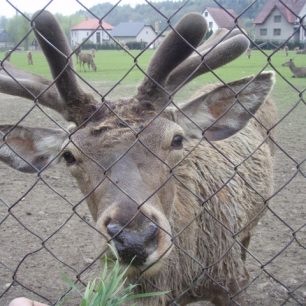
(1, 0, 148, 17)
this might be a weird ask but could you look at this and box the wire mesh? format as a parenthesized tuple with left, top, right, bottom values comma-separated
(0, 0, 306, 305)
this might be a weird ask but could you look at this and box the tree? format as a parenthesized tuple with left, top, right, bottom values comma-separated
(6, 13, 34, 50)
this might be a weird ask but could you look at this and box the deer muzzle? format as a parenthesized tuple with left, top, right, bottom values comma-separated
(107, 220, 159, 266)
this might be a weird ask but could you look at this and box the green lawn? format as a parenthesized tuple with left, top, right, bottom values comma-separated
(1, 49, 305, 115)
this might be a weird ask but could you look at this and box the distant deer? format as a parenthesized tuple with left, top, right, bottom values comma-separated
(246, 47, 252, 59)
(282, 58, 306, 77)
(79, 52, 97, 72)
(27, 51, 33, 65)
(0, 11, 277, 305)
(284, 45, 289, 56)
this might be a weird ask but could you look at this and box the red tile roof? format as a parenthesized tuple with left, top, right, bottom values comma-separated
(254, 0, 306, 24)
(71, 19, 113, 30)
(206, 7, 238, 29)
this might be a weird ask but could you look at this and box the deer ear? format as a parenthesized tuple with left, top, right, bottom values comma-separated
(173, 72, 275, 141)
(0, 126, 67, 173)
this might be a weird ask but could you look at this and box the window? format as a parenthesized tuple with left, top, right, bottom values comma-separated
(273, 28, 281, 36)
(96, 32, 101, 44)
(274, 15, 281, 23)
(209, 21, 213, 29)
(204, 11, 208, 17)
(260, 28, 267, 36)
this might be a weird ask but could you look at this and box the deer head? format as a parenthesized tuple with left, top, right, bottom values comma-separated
(282, 58, 294, 67)
(0, 11, 274, 273)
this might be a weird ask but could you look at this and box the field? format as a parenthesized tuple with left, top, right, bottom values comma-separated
(1, 49, 306, 305)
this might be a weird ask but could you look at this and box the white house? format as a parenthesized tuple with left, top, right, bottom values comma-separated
(202, 7, 238, 32)
(254, 0, 306, 43)
(71, 19, 113, 47)
(111, 22, 157, 48)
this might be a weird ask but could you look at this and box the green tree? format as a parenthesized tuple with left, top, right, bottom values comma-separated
(6, 13, 34, 50)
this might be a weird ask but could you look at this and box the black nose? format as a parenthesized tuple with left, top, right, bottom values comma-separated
(107, 222, 158, 266)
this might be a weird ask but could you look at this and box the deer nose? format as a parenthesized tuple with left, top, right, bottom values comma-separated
(107, 222, 159, 266)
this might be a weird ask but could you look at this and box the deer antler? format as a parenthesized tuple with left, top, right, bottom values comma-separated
(136, 13, 207, 108)
(0, 61, 65, 113)
(31, 10, 98, 124)
(136, 13, 249, 110)
(165, 29, 249, 92)
(0, 11, 98, 125)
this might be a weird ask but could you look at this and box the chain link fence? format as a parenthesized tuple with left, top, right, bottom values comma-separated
(0, 0, 306, 305)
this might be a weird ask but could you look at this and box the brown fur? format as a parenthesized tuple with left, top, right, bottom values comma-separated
(0, 11, 278, 306)
(27, 51, 33, 65)
(79, 52, 97, 72)
(282, 58, 306, 78)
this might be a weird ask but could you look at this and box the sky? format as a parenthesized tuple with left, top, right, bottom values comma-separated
(0, 0, 148, 18)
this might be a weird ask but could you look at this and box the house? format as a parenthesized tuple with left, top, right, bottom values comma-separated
(202, 7, 238, 32)
(254, 0, 306, 43)
(111, 22, 157, 48)
(71, 19, 113, 47)
(0, 29, 11, 49)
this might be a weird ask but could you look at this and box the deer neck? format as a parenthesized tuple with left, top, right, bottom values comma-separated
(289, 62, 298, 73)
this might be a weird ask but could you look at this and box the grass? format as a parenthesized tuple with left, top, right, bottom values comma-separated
(1, 49, 305, 114)
(58, 250, 166, 306)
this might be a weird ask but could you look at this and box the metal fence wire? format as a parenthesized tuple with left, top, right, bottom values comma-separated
(0, 0, 306, 305)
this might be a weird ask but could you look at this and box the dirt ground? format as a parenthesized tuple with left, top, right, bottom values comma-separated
(0, 79, 306, 306)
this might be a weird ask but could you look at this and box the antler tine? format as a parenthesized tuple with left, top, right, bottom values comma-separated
(196, 28, 242, 53)
(32, 10, 98, 124)
(165, 31, 249, 92)
(136, 13, 207, 109)
(0, 61, 65, 113)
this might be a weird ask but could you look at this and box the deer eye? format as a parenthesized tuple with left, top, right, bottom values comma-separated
(171, 135, 184, 149)
(62, 151, 76, 165)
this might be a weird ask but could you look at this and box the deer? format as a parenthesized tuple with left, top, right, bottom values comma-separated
(284, 45, 289, 56)
(78, 52, 97, 72)
(282, 58, 306, 78)
(27, 51, 33, 65)
(0, 11, 277, 306)
(246, 47, 251, 59)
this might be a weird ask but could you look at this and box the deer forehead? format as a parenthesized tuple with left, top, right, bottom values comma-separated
(68, 115, 181, 156)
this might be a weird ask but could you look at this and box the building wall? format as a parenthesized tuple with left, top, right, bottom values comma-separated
(202, 10, 219, 33)
(71, 29, 110, 47)
(136, 26, 157, 47)
(255, 8, 294, 42)
(298, 3, 306, 42)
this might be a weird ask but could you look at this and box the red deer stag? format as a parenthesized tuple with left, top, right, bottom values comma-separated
(0, 11, 276, 306)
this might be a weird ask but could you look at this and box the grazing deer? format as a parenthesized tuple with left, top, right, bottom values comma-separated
(27, 51, 33, 65)
(282, 58, 306, 78)
(79, 52, 97, 72)
(0, 11, 277, 305)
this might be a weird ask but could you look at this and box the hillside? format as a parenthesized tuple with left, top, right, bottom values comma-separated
(87, 0, 266, 23)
